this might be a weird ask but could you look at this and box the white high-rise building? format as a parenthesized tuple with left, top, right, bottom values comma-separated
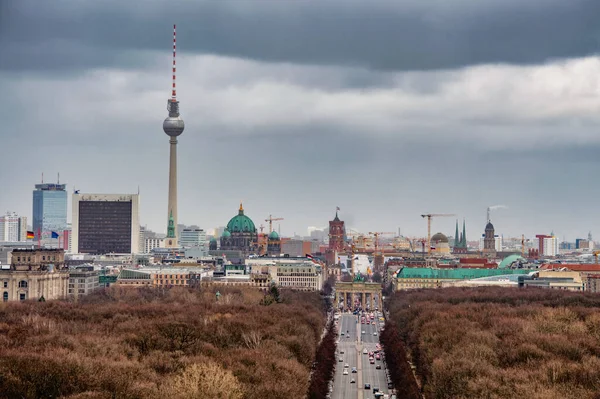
(179, 228, 206, 248)
(543, 236, 559, 257)
(0, 212, 27, 242)
(145, 238, 166, 253)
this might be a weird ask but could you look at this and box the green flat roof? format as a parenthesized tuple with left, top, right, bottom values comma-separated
(396, 267, 533, 280)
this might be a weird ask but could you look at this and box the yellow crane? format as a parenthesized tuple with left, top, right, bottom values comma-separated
(593, 250, 600, 264)
(421, 213, 456, 255)
(368, 232, 395, 254)
(521, 234, 530, 258)
(265, 215, 284, 234)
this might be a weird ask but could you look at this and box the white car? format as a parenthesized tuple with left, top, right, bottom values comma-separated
(363, 348, 368, 354)
(344, 364, 349, 368)
(362, 331, 365, 334)
(343, 370, 349, 375)
(373, 332, 378, 336)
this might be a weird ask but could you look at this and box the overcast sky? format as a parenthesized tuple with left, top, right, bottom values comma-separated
(1, 0, 600, 241)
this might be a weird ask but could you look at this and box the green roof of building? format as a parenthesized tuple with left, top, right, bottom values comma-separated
(396, 267, 533, 280)
(222, 229, 231, 238)
(498, 254, 524, 269)
(269, 231, 279, 240)
(210, 236, 217, 242)
(226, 203, 256, 233)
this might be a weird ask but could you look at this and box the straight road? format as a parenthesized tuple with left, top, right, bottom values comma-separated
(331, 312, 392, 399)
(331, 313, 359, 399)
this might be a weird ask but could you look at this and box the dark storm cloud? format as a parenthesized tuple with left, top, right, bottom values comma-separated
(1, 0, 600, 73)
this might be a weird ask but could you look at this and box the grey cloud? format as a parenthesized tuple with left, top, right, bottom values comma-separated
(2, 0, 600, 74)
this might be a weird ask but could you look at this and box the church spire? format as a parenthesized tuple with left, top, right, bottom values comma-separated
(462, 219, 467, 247)
(239, 202, 244, 215)
(455, 220, 459, 248)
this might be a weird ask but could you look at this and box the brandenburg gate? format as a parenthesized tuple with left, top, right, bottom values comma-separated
(335, 281, 382, 311)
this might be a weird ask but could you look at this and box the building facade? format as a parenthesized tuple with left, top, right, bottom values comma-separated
(328, 211, 345, 252)
(247, 257, 324, 291)
(219, 203, 257, 257)
(0, 212, 27, 242)
(179, 228, 206, 249)
(482, 220, 497, 258)
(1, 248, 69, 301)
(68, 266, 100, 297)
(32, 182, 67, 240)
(71, 193, 140, 254)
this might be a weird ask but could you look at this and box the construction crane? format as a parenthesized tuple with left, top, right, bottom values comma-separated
(368, 232, 395, 254)
(265, 215, 284, 234)
(421, 214, 456, 255)
(521, 234, 530, 258)
(593, 250, 600, 264)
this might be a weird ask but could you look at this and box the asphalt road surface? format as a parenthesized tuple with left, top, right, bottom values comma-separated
(331, 312, 391, 399)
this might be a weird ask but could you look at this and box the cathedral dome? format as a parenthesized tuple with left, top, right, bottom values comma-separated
(210, 236, 217, 243)
(226, 203, 256, 233)
(431, 232, 449, 243)
(485, 222, 495, 231)
(269, 231, 280, 240)
(222, 229, 231, 238)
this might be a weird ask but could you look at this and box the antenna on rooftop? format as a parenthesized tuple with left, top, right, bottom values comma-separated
(57, 172, 60, 184)
(171, 24, 177, 102)
(41, 172, 44, 184)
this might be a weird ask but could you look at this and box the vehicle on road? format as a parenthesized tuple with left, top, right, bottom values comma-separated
(376, 364, 382, 370)
(344, 364, 349, 368)
(343, 370, 348, 375)
(340, 350, 345, 354)
(374, 332, 378, 336)
(350, 379, 355, 384)
(362, 330, 365, 334)
(364, 383, 371, 389)
(351, 367, 357, 373)
(362, 348, 368, 354)
(339, 357, 343, 362)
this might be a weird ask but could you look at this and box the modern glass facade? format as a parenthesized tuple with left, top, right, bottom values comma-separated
(32, 183, 67, 239)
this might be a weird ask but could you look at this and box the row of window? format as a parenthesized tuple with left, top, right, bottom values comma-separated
(16, 255, 58, 262)
(1, 281, 28, 288)
(2, 292, 26, 301)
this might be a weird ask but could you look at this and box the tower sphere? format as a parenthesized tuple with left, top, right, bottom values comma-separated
(163, 116, 185, 137)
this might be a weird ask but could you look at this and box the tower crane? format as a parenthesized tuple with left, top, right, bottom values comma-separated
(265, 215, 284, 234)
(421, 214, 456, 255)
(368, 232, 395, 254)
(521, 234, 530, 258)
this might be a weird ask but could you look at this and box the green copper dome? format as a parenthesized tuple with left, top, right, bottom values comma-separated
(269, 230, 280, 240)
(210, 236, 217, 242)
(222, 229, 231, 238)
(226, 203, 256, 233)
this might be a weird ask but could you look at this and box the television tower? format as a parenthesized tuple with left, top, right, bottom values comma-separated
(163, 24, 184, 248)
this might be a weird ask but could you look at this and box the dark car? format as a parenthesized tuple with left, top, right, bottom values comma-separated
(364, 383, 371, 389)
(376, 364, 382, 369)
(388, 382, 394, 389)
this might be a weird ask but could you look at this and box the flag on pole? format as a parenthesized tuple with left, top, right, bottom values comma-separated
(51, 231, 59, 239)
(26, 231, 34, 239)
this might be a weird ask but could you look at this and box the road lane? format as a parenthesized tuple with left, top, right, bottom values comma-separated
(332, 313, 359, 399)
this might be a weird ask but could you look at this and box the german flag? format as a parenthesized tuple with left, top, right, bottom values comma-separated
(26, 231, 34, 239)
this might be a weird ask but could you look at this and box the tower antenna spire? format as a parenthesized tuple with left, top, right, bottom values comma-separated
(172, 24, 177, 102)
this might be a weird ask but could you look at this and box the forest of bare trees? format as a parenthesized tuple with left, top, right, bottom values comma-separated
(387, 287, 600, 399)
(0, 286, 326, 398)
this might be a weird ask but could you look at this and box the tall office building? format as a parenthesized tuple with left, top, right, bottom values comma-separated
(162, 24, 185, 248)
(0, 212, 27, 242)
(179, 228, 206, 248)
(71, 193, 140, 254)
(32, 182, 67, 239)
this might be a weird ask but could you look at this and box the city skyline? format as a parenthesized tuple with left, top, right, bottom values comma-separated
(2, 1, 600, 240)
